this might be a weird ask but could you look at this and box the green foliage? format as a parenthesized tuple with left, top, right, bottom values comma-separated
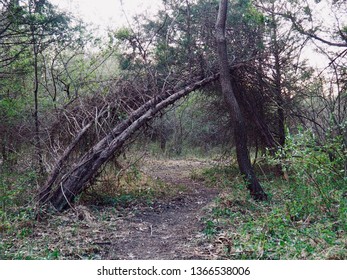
(0, 168, 37, 232)
(203, 219, 219, 236)
(0, 164, 36, 243)
(199, 129, 346, 259)
(0, 96, 30, 121)
(303, 6, 312, 19)
(45, 249, 60, 260)
(233, 0, 265, 26)
(114, 27, 133, 41)
(201, 177, 346, 259)
(199, 165, 241, 188)
(271, 128, 346, 218)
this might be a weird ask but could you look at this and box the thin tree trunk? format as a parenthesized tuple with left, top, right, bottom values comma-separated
(32, 30, 44, 177)
(215, 0, 267, 201)
(39, 74, 219, 211)
(272, 12, 285, 148)
(270, 9, 286, 176)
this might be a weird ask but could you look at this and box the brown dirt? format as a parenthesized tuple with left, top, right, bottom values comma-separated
(105, 159, 220, 259)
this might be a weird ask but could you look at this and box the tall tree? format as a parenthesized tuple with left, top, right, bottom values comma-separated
(255, 0, 310, 150)
(23, 0, 79, 175)
(216, 0, 267, 200)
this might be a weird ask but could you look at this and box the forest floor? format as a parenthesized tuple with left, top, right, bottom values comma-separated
(2, 157, 346, 260)
(107, 159, 220, 259)
(1, 158, 222, 260)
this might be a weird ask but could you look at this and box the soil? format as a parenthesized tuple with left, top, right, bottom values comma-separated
(105, 159, 220, 259)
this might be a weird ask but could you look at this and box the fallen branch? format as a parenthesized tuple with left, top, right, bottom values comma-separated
(38, 73, 219, 211)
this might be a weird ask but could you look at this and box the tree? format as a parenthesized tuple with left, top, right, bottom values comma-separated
(37, 73, 218, 211)
(277, 0, 347, 166)
(216, 0, 267, 201)
(38, 0, 273, 210)
(24, 0, 79, 175)
(0, 1, 33, 166)
(0, 1, 83, 170)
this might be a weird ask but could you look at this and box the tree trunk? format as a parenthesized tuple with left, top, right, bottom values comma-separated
(38, 74, 218, 211)
(272, 11, 285, 148)
(31, 21, 44, 177)
(215, 0, 267, 201)
(270, 9, 286, 176)
(37, 122, 93, 204)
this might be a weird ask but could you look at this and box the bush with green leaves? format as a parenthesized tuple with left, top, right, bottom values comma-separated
(270, 128, 346, 222)
(199, 129, 346, 259)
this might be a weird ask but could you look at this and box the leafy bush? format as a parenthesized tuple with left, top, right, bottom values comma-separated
(199, 131, 346, 259)
(270, 128, 346, 221)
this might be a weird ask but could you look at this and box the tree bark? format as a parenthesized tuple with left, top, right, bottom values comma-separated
(37, 122, 93, 204)
(31, 28, 44, 176)
(271, 10, 285, 148)
(215, 0, 267, 201)
(38, 74, 219, 211)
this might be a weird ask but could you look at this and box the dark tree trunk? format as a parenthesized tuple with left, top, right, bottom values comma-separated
(38, 74, 219, 211)
(31, 21, 44, 177)
(272, 17, 286, 148)
(33, 45, 44, 175)
(270, 9, 286, 176)
(215, 0, 267, 201)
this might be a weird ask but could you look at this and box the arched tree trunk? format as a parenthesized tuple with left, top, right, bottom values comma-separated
(215, 0, 267, 201)
(38, 74, 219, 211)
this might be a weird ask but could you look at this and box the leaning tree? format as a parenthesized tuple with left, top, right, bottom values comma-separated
(38, 0, 273, 211)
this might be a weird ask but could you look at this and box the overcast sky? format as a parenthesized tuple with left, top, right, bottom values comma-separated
(50, 0, 162, 32)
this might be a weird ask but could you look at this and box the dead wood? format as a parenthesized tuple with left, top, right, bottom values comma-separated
(38, 74, 219, 211)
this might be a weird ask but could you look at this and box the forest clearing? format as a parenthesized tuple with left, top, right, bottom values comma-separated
(0, 0, 346, 260)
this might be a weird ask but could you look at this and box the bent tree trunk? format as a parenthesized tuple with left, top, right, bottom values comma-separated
(215, 0, 267, 201)
(38, 74, 218, 211)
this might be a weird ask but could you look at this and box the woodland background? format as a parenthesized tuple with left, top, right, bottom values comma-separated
(0, 0, 346, 259)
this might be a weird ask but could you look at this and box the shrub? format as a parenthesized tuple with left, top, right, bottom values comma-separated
(270, 128, 346, 221)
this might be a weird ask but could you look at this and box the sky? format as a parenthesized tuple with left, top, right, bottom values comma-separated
(50, 0, 162, 32)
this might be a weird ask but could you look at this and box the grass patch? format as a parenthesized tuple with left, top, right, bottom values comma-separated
(191, 164, 241, 188)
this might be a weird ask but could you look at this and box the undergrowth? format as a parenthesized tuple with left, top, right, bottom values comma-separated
(0, 167, 37, 231)
(0, 167, 39, 259)
(200, 131, 347, 259)
(79, 161, 182, 208)
(1, 158, 182, 260)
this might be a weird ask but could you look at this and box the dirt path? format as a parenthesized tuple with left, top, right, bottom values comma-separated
(2, 159, 219, 260)
(106, 159, 219, 259)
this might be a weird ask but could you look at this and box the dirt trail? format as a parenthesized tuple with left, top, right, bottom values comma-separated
(106, 159, 219, 259)
(1, 159, 219, 260)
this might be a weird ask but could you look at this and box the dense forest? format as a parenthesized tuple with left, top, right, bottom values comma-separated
(0, 0, 346, 259)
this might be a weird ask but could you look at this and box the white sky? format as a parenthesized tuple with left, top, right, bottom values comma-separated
(50, 0, 162, 32)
